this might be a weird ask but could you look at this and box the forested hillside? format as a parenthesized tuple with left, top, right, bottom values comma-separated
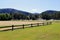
(0, 8, 40, 20)
(0, 8, 60, 20)
(41, 10, 60, 20)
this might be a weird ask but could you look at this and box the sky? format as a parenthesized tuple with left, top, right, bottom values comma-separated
(0, 0, 60, 13)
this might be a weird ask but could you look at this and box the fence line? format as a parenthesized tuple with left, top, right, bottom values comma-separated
(0, 21, 52, 31)
(11, 21, 52, 31)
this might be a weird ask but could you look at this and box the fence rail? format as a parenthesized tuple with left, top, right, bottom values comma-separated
(0, 21, 52, 31)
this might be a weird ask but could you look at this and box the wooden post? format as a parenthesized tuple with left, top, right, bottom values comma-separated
(22, 24, 24, 29)
(49, 22, 50, 25)
(47, 22, 48, 25)
(50, 22, 52, 24)
(37, 23, 39, 26)
(43, 23, 44, 26)
(12, 25, 14, 31)
(31, 24, 33, 27)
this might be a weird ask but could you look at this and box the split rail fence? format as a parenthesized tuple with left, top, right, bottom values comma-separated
(0, 21, 52, 31)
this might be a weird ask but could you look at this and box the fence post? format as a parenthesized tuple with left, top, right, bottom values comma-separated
(12, 25, 14, 31)
(50, 22, 52, 24)
(37, 23, 39, 26)
(31, 24, 33, 27)
(49, 22, 50, 25)
(43, 23, 44, 26)
(22, 24, 24, 29)
(47, 22, 48, 25)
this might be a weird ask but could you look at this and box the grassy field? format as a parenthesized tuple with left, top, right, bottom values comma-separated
(0, 21, 60, 40)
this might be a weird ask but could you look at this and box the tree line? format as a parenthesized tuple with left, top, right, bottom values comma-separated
(41, 11, 60, 20)
(0, 11, 60, 20)
(0, 13, 40, 20)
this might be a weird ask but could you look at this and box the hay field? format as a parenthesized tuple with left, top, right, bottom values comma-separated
(0, 20, 46, 26)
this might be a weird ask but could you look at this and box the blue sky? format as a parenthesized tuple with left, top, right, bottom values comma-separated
(0, 0, 60, 13)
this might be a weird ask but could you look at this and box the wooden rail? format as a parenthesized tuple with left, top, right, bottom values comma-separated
(0, 21, 52, 31)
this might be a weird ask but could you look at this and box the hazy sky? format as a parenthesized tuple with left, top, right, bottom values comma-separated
(0, 0, 60, 13)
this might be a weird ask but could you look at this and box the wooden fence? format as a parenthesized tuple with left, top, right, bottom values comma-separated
(0, 21, 52, 31)
(11, 21, 52, 31)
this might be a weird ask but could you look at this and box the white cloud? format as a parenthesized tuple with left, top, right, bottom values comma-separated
(31, 9, 38, 13)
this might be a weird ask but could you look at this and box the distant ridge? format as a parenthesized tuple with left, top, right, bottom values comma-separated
(41, 10, 58, 14)
(41, 10, 60, 20)
(0, 8, 59, 14)
(0, 8, 32, 16)
(0, 8, 40, 20)
(0, 8, 60, 20)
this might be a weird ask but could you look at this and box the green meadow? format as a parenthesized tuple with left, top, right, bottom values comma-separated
(0, 21, 60, 40)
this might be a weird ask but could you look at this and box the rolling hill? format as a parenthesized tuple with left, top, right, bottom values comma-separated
(0, 8, 32, 16)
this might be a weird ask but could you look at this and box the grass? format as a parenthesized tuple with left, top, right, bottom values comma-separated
(0, 22, 60, 40)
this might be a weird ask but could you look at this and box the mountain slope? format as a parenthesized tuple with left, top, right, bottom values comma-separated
(0, 8, 32, 16)
(0, 8, 40, 20)
(41, 10, 60, 20)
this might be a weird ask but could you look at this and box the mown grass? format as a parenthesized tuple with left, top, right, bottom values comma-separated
(0, 22, 60, 40)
